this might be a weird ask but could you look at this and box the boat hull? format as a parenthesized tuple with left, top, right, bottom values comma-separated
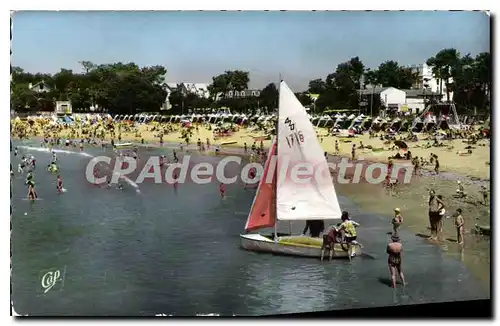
(115, 143, 133, 148)
(240, 234, 361, 259)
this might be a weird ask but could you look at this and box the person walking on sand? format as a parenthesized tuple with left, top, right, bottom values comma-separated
(335, 140, 339, 154)
(387, 234, 406, 288)
(454, 208, 465, 245)
(351, 144, 356, 161)
(392, 208, 403, 236)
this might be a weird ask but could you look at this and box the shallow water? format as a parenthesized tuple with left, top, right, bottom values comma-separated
(10, 141, 489, 316)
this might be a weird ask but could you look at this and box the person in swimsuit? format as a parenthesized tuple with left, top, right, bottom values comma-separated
(219, 182, 226, 199)
(338, 211, 360, 258)
(392, 208, 403, 235)
(428, 190, 444, 240)
(26, 177, 38, 200)
(56, 175, 63, 193)
(302, 220, 325, 238)
(387, 234, 406, 288)
(454, 208, 465, 245)
(244, 167, 257, 189)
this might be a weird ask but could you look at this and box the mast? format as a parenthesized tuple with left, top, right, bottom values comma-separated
(273, 77, 282, 242)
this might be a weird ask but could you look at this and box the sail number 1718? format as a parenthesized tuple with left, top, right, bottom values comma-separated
(284, 117, 304, 148)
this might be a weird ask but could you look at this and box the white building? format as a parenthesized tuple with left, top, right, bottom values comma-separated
(179, 82, 210, 98)
(408, 63, 453, 102)
(55, 101, 72, 115)
(359, 87, 406, 111)
(403, 89, 440, 114)
(161, 82, 211, 111)
(359, 87, 440, 114)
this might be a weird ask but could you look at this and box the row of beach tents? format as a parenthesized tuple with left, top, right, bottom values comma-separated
(16, 111, 462, 132)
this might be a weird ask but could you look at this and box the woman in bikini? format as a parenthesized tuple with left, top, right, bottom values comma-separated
(387, 234, 406, 288)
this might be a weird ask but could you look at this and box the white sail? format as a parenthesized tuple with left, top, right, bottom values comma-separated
(276, 81, 342, 221)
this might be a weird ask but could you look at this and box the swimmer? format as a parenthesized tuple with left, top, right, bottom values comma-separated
(17, 163, 23, 174)
(117, 183, 124, 190)
(14, 147, 18, 156)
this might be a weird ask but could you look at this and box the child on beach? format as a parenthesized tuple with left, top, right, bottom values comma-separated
(392, 208, 403, 235)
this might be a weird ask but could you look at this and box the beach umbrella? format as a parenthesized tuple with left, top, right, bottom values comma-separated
(394, 140, 408, 149)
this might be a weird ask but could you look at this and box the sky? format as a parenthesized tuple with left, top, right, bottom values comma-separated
(11, 11, 490, 91)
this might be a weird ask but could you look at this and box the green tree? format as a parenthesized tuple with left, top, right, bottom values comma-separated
(307, 78, 326, 94)
(370, 60, 418, 89)
(259, 83, 279, 110)
(295, 92, 313, 107)
(426, 48, 460, 102)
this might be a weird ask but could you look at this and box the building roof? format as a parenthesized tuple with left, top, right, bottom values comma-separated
(357, 87, 390, 95)
(194, 83, 208, 91)
(402, 89, 440, 97)
(29, 80, 50, 89)
(166, 82, 178, 89)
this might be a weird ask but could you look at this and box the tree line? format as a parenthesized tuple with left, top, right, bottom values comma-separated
(11, 48, 490, 116)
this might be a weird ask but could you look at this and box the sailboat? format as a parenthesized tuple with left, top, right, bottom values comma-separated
(240, 81, 362, 259)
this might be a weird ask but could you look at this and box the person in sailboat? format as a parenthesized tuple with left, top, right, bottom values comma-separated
(302, 219, 325, 238)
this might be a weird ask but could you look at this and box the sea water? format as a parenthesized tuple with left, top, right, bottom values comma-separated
(10, 140, 488, 316)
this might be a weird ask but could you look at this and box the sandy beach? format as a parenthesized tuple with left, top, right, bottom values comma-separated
(48, 123, 491, 180)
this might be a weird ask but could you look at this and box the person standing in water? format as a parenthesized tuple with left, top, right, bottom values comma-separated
(434, 155, 440, 174)
(219, 182, 226, 199)
(387, 234, 406, 288)
(338, 211, 360, 258)
(244, 167, 257, 189)
(26, 172, 38, 200)
(436, 195, 446, 239)
(172, 172, 179, 192)
(392, 208, 403, 235)
(302, 220, 325, 238)
(56, 174, 63, 193)
(454, 208, 465, 245)
(428, 190, 444, 240)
